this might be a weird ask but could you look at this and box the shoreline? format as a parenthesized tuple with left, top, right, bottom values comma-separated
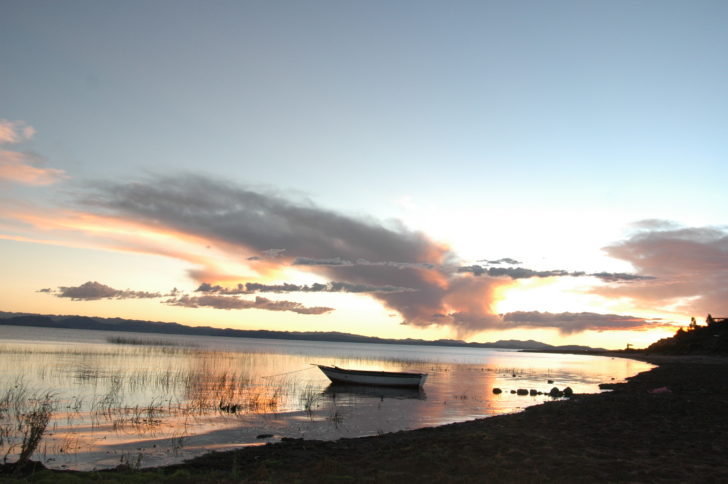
(523, 348, 728, 364)
(7, 354, 728, 482)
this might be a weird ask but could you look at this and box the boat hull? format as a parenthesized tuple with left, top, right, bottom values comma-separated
(317, 365, 427, 388)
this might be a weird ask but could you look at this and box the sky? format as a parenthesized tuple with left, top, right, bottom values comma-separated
(1, 0, 727, 349)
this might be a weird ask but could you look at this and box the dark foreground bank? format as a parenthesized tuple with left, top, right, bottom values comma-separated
(4, 357, 728, 483)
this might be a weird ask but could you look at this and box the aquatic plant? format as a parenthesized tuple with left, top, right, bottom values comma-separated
(106, 335, 196, 347)
(299, 384, 322, 416)
(0, 382, 56, 470)
(15, 393, 55, 471)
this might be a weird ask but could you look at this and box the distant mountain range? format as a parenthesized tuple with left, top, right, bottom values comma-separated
(0, 311, 606, 352)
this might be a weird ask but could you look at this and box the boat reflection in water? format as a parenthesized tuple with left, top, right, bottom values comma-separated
(323, 383, 427, 401)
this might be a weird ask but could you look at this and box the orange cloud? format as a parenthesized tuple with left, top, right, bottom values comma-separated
(3, 173, 674, 337)
(598, 223, 728, 317)
(0, 150, 67, 185)
(0, 202, 269, 287)
(0, 119, 35, 144)
(0, 119, 66, 186)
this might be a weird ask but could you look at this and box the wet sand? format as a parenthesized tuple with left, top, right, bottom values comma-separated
(6, 355, 728, 482)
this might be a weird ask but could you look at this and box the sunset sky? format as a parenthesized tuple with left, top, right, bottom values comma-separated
(2, 1, 727, 349)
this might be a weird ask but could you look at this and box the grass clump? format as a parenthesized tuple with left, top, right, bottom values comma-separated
(0, 381, 56, 475)
(106, 336, 194, 348)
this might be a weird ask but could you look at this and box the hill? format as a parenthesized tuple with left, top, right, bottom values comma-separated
(646, 315, 728, 354)
(0, 311, 605, 351)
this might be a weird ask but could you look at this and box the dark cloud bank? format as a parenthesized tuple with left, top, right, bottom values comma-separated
(165, 295, 333, 315)
(58, 174, 706, 336)
(49, 281, 165, 300)
(44, 281, 332, 316)
(456, 265, 653, 282)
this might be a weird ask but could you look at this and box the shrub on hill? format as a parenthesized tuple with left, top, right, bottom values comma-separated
(646, 315, 728, 354)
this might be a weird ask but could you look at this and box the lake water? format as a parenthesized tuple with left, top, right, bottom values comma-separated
(0, 325, 653, 470)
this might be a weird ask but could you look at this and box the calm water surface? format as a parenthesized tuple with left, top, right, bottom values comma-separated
(0, 325, 653, 470)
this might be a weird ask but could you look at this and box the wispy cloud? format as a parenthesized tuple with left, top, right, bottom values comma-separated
(0, 119, 35, 144)
(458, 265, 578, 278)
(164, 294, 334, 315)
(0, 118, 66, 186)
(196, 281, 416, 294)
(292, 257, 354, 267)
(458, 265, 653, 282)
(478, 258, 521, 265)
(0, 150, 67, 185)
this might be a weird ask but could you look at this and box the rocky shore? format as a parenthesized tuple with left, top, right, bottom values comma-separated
(4, 356, 728, 482)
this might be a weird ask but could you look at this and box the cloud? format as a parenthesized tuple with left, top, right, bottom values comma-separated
(42, 279, 332, 315)
(51, 281, 163, 300)
(0, 150, 67, 185)
(458, 265, 578, 278)
(501, 311, 656, 334)
(292, 257, 436, 270)
(589, 272, 655, 282)
(292, 257, 354, 267)
(75, 174, 511, 334)
(196, 281, 416, 294)
(598, 222, 728, 316)
(0, 119, 66, 186)
(478, 258, 521, 265)
(0, 119, 35, 144)
(57, 175, 670, 337)
(164, 294, 333, 315)
(458, 265, 649, 282)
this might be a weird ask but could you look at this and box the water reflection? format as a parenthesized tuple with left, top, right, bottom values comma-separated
(0, 325, 654, 471)
(324, 384, 427, 400)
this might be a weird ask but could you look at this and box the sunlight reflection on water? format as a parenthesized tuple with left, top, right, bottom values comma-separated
(0, 325, 653, 470)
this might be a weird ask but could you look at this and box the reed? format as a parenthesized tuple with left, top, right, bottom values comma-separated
(15, 393, 54, 472)
(0, 382, 56, 471)
(0, 340, 476, 470)
(299, 384, 322, 417)
(106, 335, 197, 348)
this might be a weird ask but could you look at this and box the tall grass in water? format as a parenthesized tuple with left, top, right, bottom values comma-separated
(106, 335, 197, 348)
(299, 384, 322, 417)
(0, 343, 337, 468)
(15, 394, 54, 472)
(0, 381, 56, 472)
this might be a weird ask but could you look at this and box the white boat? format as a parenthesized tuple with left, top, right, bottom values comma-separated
(317, 365, 428, 388)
